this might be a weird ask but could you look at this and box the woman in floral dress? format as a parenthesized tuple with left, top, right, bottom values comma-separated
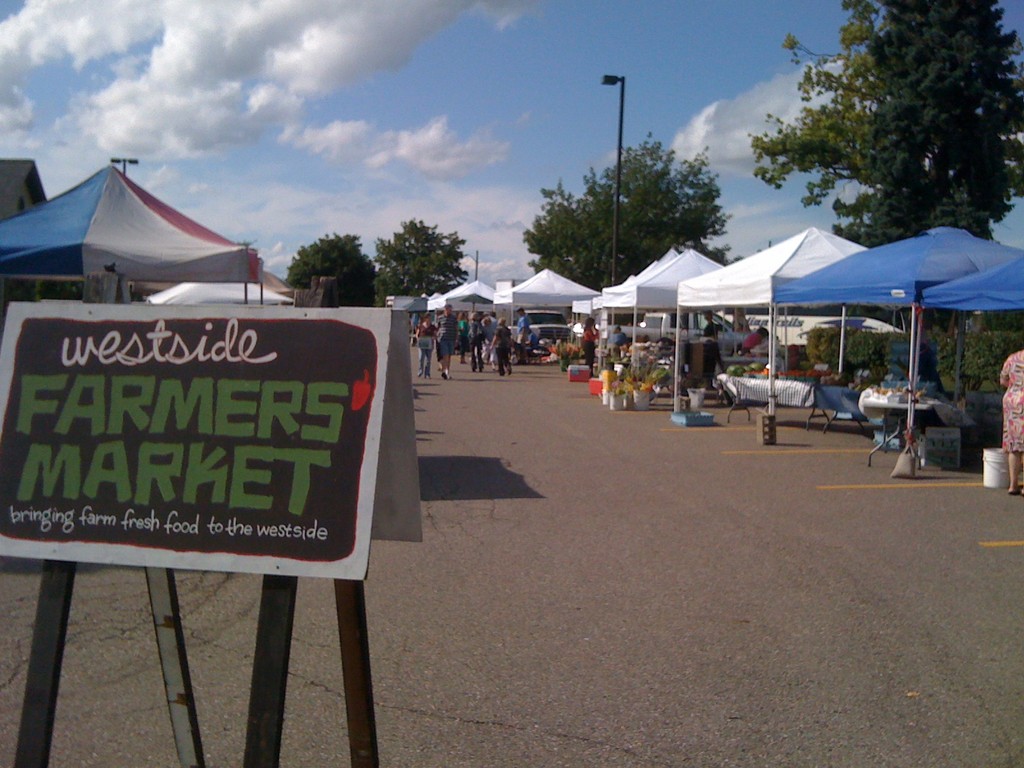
(999, 347, 1024, 494)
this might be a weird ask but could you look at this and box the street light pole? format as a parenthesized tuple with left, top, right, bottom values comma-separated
(602, 74, 625, 286)
(110, 157, 138, 175)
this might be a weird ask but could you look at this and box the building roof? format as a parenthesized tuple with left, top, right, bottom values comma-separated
(0, 159, 46, 220)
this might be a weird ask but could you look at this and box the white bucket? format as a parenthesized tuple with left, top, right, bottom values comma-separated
(688, 388, 705, 410)
(983, 447, 1008, 489)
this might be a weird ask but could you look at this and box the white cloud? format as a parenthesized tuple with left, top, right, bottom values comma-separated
(672, 69, 811, 176)
(367, 117, 509, 180)
(0, 0, 537, 158)
(289, 116, 508, 180)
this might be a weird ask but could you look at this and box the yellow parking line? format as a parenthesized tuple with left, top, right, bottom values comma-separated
(979, 540, 1024, 548)
(722, 448, 868, 456)
(818, 482, 984, 490)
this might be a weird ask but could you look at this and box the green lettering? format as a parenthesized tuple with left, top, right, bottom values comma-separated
(151, 378, 214, 434)
(275, 448, 331, 515)
(16, 375, 68, 434)
(82, 441, 132, 502)
(54, 375, 106, 435)
(230, 446, 273, 510)
(257, 381, 303, 439)
(17, 444, 81, 500)
(301, 382, 348, 443)
(135, 442, 183, 504)
(183, 443, 228, 504)
(109, 376, 156, 433)
(216, 380, 259, 438)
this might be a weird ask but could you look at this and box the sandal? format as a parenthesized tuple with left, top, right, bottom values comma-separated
(1009, 488, 1022, 496)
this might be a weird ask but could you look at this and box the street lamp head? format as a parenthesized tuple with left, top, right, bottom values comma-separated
(601, 75, 622, 86)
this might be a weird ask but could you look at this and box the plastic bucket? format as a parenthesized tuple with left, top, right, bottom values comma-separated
(983, 447, 1008, 489)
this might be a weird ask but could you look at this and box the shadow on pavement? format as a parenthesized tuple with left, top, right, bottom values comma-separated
(419, 456, 543, 501)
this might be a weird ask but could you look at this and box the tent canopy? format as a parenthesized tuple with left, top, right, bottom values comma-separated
(775, 227, 1024, 307)
(0, 166, 257, 282)
(676, 227, 865, 309)
(427, 279, 495, 310)
(493, 268, 598, 307)
(146, 282, 292, 305)
(603, 248, 721, 309)
(921, 253, 1024, 311)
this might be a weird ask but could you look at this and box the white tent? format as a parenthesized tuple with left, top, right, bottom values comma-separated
(674, 227, 865, 414)
(427, 279, 495, 310)
(146, 282, 293, 305)
(603, 248, 721, 309)
(492, 268, 598, 307)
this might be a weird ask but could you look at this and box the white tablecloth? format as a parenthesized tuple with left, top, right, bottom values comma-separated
(718, 375, 815, 408)
(857, 388, 974, 427)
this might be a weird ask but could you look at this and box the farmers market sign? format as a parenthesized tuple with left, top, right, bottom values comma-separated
(0, 303, 391, 579)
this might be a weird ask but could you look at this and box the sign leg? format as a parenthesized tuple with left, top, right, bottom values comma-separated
(14, 560, 76, 768)
(243, 575, 298, 768)
(335, 579, 379, 768)
(145, 567, 205, 768)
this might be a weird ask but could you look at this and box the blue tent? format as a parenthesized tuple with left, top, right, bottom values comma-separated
(0, 166, 257, 282)
(775, 227, 1024, 306)
(922, 254, 1024, 310)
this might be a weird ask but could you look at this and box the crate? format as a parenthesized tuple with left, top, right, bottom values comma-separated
(922, 427, 961, 469)
(568, 365, 591, 383)
(669, 411, 715, 427)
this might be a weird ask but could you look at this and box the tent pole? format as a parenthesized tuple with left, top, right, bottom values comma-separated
(954, 311, 966, 404)
(768, 303, 777, 417)
(905, 304, 921, 437)
(838, 305, 847, 374)
(673, 301, 682, 413)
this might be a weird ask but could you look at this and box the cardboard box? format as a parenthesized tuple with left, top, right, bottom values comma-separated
(923, 427, 961, 469)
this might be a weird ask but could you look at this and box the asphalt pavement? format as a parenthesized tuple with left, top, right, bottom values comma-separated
(3, 351, 1024, 767)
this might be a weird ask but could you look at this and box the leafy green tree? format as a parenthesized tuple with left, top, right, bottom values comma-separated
(374, 220, 467, 305)
(752, 0, 1024, 245)
(866, 0, 1024, 243)
(523, 137, 729, 288)
(286, 233, 376, 306)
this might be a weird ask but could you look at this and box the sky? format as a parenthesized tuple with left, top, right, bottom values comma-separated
(0, 0, 1022, 287)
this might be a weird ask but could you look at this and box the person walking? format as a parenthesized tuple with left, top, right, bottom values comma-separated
(457, 311, 470, 364)
(1000, 345, 1024, 494)
(582, 316, 599, 376)
(493, 317, 513, 376)
(469, 312, 484, 372)
(415, 315, 437, 378)
(481, 313, 497, 372)
(437, 304, 459, 379)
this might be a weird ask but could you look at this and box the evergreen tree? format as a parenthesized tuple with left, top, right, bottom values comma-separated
(866, 0, 1024, 242)
(286, 233, 376, 306)
(374, 220, 467, 305)
(752, 0, 1024, 245)
(523, 138, 728, 288)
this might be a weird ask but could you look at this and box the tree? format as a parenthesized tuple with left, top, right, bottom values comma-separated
(866, 0, 1024, 243)
(751, 0, 1024, 245)
(286, 233, 376, 306)
(523, 137, 729, 288)
(374, 220, 467, 305)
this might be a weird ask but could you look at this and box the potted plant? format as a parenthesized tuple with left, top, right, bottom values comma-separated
(682, 375, 707, 410)
(633, 364, 669, 411)
(609, 380, 631, 411)
(553, 340, 580, 371)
